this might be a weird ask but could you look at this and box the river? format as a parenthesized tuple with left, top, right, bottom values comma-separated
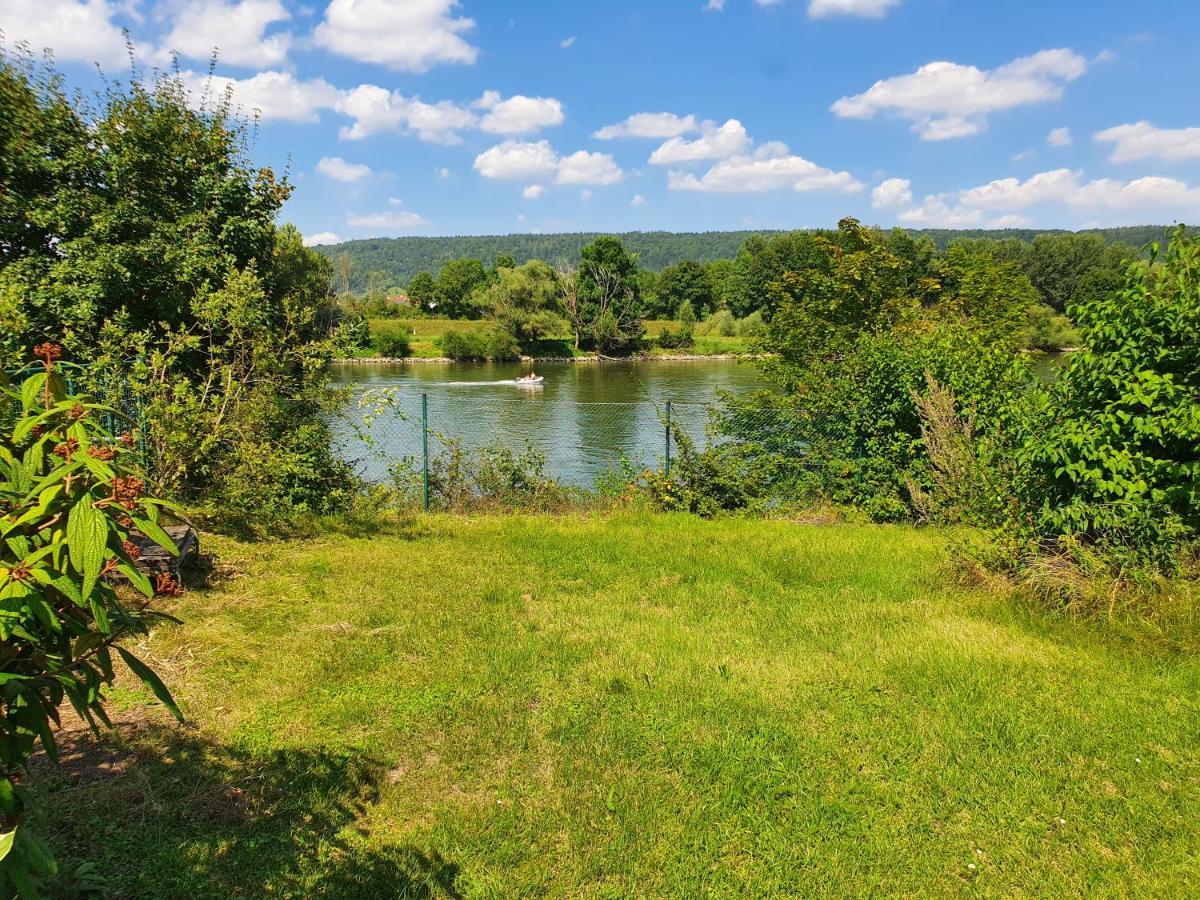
(331, 359, 767, 487)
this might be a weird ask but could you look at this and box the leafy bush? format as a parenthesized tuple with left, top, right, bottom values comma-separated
(386, 437, 570, 511)
(700, 309, 737, 337)
(735, 310, 767, 338)
(0, 52, 359, 530)
(1016, 227, 1200, 571)
(370, 329, 412, 358)
(440, 328, 520, 361)
(1020, 304, 1082, 351)
(656, 323, 694, 350)
(0, 346, 181, 893)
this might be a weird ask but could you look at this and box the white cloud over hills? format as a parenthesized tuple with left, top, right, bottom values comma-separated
(833, 49, 1089, 141)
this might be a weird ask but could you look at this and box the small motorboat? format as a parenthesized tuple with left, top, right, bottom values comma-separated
(514, 374, 544, 386)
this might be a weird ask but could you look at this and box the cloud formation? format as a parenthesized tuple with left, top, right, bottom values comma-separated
(898, 168, 1200, 226)
(314, 0, 478, 72)
(162, 0, 292, 68)
(474, 141, 624, 186)
(808, 0, 901, 18)
(1094, 121, 1200, 162)
(668, 143, 863, 193)
(317, 156, 372, 182)
(594, 113, 699, 140)
(649, 119, 753, 164)
(832, 49, 1088, 140)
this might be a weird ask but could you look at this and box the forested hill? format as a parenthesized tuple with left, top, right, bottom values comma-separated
(311, 225, 1180, 291)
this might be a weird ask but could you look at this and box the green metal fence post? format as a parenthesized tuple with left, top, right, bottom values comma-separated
(421, 393, 430, 512)
(664, 400, 672, 478)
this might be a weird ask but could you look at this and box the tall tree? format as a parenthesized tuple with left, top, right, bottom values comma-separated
(576, 236, 644, 352)
(656, 260, 715, 319)
(435, 258, 488, 318)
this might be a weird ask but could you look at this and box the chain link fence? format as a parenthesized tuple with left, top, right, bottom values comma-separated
(334, 389, 720, 498)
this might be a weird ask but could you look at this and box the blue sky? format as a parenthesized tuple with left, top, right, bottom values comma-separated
(4, 0, 1199, 242)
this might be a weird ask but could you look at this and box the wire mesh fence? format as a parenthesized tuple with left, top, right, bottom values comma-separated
(333, 389, 718, 495)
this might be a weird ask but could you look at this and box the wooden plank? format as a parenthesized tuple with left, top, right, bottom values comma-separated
(131, 525, 198, 580)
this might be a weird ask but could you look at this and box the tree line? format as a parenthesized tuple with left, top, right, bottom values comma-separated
(316, 225, 1180, 293)
(343, 223, 1152, 355)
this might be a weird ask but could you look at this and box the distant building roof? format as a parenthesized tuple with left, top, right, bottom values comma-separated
(386, 294, 411, 304)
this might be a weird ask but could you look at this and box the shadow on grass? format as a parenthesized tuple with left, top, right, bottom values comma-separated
(33, 718, 462, 899)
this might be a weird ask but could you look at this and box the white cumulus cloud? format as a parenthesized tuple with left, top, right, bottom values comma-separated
(832, 48, 1089, 141)
(317, 156, 372, 182)
(808, 0, 901, 19)
(522, 185, 546, 200)
(314, 0, 478, 72)
(594, 113, 698, 140)
(474, 141, 624, 186)
(178, 70, 341, 122)
(631, 194, 646, 206)
(649, 119, 753, 164)
(475, 91, 565, 135)
(161, 0, 292, 68)
(1094, 121, 1200, 163)
(303, 231, 341, 247)
(1, 0, 129, 67)
(335, 85, 476, 143)
(872, 177, 912, 208)
(346, 210, 428, 231)
(897, 168, 1200, 226)
(668, 144, 863, 194)
(1047, 127, 1073, 147)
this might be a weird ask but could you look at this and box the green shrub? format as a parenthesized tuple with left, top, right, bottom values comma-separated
(441, 328, 520, 361)
(0, 346, 181, 893)
(656, 323, 694, 350)
(1021, 304, 1082, 351)
(370, 329, 412, 358)
(1017, 227, 1200, 572)
(701, 309, 737, 337)
(736, 310, 767, 338)
(386, 437, 569, 511)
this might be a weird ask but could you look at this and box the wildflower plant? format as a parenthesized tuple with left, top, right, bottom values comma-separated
(1, 346, 181, 893)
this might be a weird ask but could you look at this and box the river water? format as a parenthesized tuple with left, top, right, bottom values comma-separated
(330, 359, 767, 487)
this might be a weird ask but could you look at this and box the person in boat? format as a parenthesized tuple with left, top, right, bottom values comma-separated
(517, 371, 540, 382)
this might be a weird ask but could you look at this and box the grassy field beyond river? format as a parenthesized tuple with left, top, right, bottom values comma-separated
(39, 515, 1199, 897)
(365, 318, 752, 358)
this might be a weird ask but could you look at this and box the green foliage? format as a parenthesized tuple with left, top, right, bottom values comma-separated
(0, 349, 180, 893)
(932, 242, 1040, 346)
(1017, 227, 1200, 570)
(434, 258, 488, 319)
(406, 271, 437, 313)
(0, 53, 356, 529)
(388, 438, 568, 511)
(1020, 304, 1082, 351)
(654, 261, 715, 318)
(440, 328, 520, 361)
(369, 328, 412, 358)
(476, 260, 565, 346)
(570, 237, 645, 353)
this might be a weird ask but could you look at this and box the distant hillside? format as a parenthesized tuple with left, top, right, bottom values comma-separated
(311, 225, 1182, 292)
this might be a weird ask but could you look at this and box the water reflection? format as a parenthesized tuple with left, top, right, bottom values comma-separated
(331, 360, 766, 487)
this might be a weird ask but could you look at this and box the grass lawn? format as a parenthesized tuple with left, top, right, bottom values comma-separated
(363, 318, 751, 358)
(37, 515, 1199, 897)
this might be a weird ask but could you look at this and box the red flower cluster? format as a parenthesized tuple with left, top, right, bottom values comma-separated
(154, 573, 183, 597)
(122, 540, 141, 561)
(68, 403, 87, 420)
(89, 445, 115, 461)
(110, 476, 145, 509)
(53, 438, 80, 460)
(33, 342, 62, 368)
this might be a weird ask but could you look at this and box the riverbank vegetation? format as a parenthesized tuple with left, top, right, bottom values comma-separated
(337, 216, 1136, 359)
